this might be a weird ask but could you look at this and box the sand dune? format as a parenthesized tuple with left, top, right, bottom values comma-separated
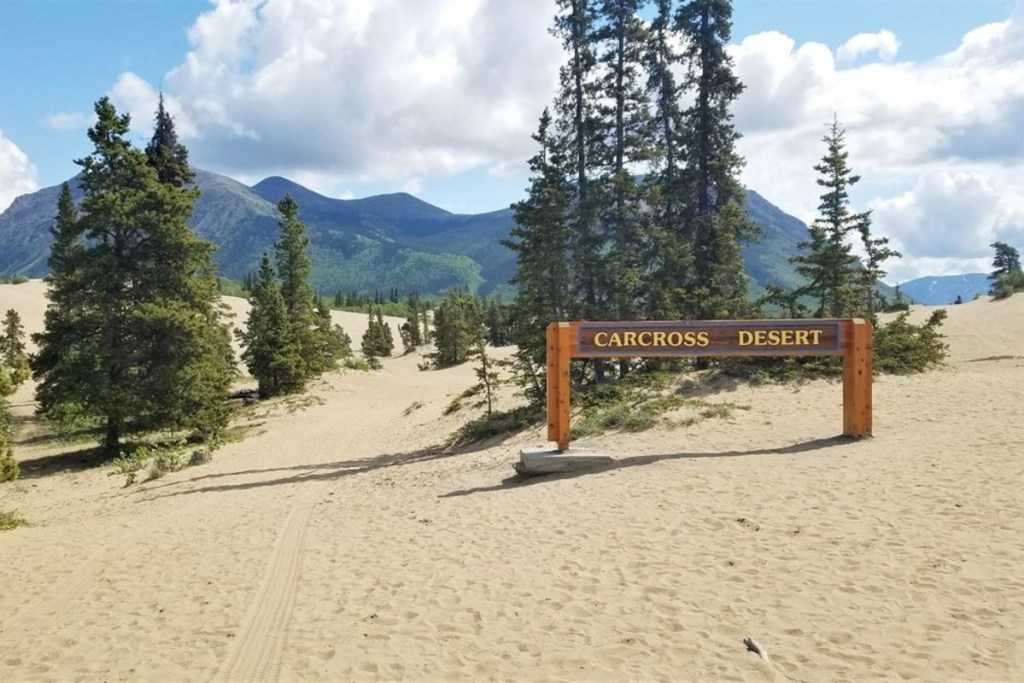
(1, 281, 1022, 681)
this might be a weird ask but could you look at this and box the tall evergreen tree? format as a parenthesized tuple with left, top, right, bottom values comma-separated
(592, 0, 656, 376)
(988, 241, 1024, 297)
(0, 310, 30, 387)
(1, 308, 30, 480)
(791, 118, 869, 318)
(239, 253, 305, 397)
(405, 293, 423, 347)
(990, 241, 1022, 280)
(857, 211, 901, 316)
(32, 97, 232, 453)
(427, 289, 483, 368)
(274, 195, 319, 376)
(645, 0, 693, 320)
(145, 93, 194, 187)
(30, 182, 86, 430)
(553, 0, 603, 323)
(504, 109, 574, 378)
(361, 307, 393, 360)
(138, 94, 234, 442)
(310, 297, 350, 372)
(676, 0, 755, 319)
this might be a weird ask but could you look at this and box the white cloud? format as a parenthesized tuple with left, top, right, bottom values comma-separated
(108, 72, 198, 140)
(871, 168, 1024, 280)
(0, 130, 39, 212)
(730, 15, 1024, 279)
(98, 0, 1024, 280)
(42, 112, 90, 131)
(129, 0, 560, 185)
(836, 30, 900, 64)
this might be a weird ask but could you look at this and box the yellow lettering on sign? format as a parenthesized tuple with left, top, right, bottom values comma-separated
(737, 328, 827, 347)
(607, 333, 622, 347)
(594, 332, 609, 347)
(637, 331, 653, 346)
(652, 331, 667, 346)
(623, 331, 638, 346)
(697, 331, 710, 347)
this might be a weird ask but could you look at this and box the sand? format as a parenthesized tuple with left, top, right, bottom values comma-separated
(1, 280, 1022, 682)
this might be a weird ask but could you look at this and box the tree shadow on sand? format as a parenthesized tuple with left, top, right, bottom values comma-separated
(144, 440, 499, 499)
(439, 435, 856, 498)
(15, 446, 112, 479)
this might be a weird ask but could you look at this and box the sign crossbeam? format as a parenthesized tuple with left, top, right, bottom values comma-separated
(546, 319, 872, 451)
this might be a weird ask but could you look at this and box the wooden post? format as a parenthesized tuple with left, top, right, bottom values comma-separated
(556, 323, 572, 451)
(546, 324, 559, 443)
(842, 319, 873, 439)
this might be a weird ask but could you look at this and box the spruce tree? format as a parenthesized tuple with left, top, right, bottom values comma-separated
(468, 337, 500, 416)
(504, 109, 574, 379)
(485, 300, 508, 346)
(990, 241, 1022, 277)
(428, 290, 483, 368)
(274, 194, 319, 377)
(645, 0, 693, 320)
(989, 241, 1024, 298)
(137, 95, 234, 442)
(405, 293, 422, 347)
(239, 253, 304, 397)
(0, 310, 30, 387)
(32, 97, 233, 453)
(145, 93, 194, 187)
(553, 0, 603, 323)
(0, 372, 16, 481)
(31, 182, 86, 430)
(377, 309, 394, 355)
(676, 0, 756, 319)
(421, 307, 431, 344)
(310, 297, 350, 372)
(0, 309, 29, 482)
(592, 0, 654, 323)
(791, 118, 870, 318)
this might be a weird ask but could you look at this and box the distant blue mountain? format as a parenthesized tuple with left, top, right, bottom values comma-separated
(0, 169, 893, 299)
(898, 273, 990, 305)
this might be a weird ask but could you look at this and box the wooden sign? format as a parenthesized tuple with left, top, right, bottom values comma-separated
(546, 319, 872, 452)
(575, 320, 841, 357)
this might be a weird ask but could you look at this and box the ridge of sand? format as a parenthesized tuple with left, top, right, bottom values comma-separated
(1, 280, 1022, 681)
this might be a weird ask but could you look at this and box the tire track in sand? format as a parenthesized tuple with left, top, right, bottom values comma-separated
(217, 493, 319, 682)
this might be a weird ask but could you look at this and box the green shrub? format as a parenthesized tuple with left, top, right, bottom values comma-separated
(0, 448, 19, 482)
(0, 509, 26, 531)
(340, 356, 374, 372)
(572, 403, 658, 438)
(0, 275, 29, 285)
(719, 355, 842, 383)
(874, 310, 949, 374)
(109, 449, 149, 486)
(446, 405, 543, 447)
(188, 448, 212, 467)
(991, 270, 1024, 300)
(148, 449, 185, 480)
(444, 387, 479, 415)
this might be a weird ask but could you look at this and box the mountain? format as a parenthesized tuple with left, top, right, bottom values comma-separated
(0, 168, 867, 300)
(899, 273, 990, 305)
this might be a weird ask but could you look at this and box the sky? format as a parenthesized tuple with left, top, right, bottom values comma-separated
(1, 0, 1023, 283)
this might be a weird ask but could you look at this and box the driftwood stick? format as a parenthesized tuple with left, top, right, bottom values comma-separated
(743, 637, 770, 664)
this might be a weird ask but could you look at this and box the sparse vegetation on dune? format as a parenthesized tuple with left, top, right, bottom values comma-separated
(0, 508, 27, 531)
